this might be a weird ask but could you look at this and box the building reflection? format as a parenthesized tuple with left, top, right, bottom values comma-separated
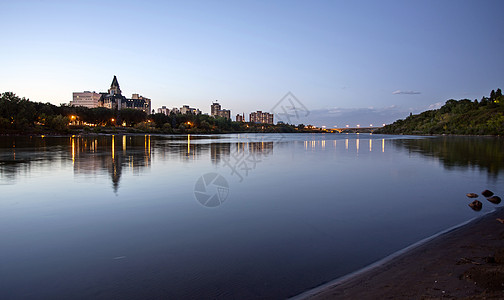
(211, 143, 231, 164)
(0, 136, 277, 189)
(210, 141, 273, 165)
(217, 141, 275, 182)
(247, 141, 274, 156)
(71, 135, 152, 193)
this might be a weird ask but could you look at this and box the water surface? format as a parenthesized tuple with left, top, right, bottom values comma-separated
(1, 133, 503, 299)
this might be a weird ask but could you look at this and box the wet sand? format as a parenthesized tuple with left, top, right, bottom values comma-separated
(300, 207, 504, 299)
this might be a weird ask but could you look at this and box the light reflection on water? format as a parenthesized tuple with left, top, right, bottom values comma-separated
(0, 133, 503, 299)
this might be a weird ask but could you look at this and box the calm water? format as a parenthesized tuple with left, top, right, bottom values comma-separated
(1, 133, 503, 299)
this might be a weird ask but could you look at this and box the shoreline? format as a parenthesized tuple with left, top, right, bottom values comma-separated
(293, 207, 504, 299)
(0, 130, 323, 137)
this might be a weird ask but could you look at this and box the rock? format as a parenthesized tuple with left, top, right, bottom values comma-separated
(495, 248, 504, 264)
(469, 200, 482, 211)
(487, 196, 501, 204)
(485, 256, 496, 263)
(482, 190, 494, 197)
(466, 193, 479, 198)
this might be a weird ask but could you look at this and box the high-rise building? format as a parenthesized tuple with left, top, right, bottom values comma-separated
(236, 113, 245, 122)
(250, 111, 274, 124)
(211, 102, 221, 117)
(217, 109, 231, 120)
(211, 101, 231, 120)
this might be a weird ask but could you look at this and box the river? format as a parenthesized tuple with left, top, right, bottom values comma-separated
(1, 133, 503, 299)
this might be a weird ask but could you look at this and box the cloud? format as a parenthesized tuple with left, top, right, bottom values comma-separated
(392, 90, 421, 95)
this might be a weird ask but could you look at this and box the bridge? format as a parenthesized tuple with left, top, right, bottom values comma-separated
(328, 127, 381, 133)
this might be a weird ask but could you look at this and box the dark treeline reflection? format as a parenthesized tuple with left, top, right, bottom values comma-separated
(0, 135, 274, 191)
(0, 136, 67, 183)
(394, 137, 504, 178)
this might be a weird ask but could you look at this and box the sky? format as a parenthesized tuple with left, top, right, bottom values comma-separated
(1, 0, 503, 127)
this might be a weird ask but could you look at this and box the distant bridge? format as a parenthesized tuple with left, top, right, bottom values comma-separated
(328, 127, 381, 133)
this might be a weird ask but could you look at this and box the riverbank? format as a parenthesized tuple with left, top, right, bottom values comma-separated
(0, 127, 327, 136)
(298, 207, 504, 299)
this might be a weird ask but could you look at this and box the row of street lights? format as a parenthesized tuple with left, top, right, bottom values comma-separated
(326, 124, 387, 128)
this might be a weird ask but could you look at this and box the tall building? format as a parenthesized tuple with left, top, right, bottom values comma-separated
(211, 102, 221, 117)
(236, 113, 245, 122)
(70, 91, 101, 108)
(211, 101, 231, 120)
(250, 111, 274, 124)
(217, 109, 231, 120)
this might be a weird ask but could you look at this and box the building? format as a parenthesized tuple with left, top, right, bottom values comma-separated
(99, 76, 152, 114)
(250, 111, 274, 124)
(157, 106, 170, 115)
(210, 101, 231, 120)
(72, 76, 151, 114)
(211, 102, 221, 117)
(180, 105, 201, 115)
(100, 76, 125, 110)
(217, 109, 231, 120)
(130, 94, 151, 114)
(236, 113, 245, 122)
(70, 91, 101, 108)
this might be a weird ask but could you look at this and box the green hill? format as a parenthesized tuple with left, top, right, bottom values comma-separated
(376, 89, 504, 135)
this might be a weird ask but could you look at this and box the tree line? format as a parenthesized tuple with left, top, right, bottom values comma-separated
(376, 88, 504, 135)
(0, 92, 310, 134)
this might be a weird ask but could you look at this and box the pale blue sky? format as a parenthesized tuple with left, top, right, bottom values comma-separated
(1, 0, 503, 126)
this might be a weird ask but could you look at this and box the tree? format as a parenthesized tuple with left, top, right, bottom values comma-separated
(120, 109, 147, 126)
(151, 113, 169, 128)
(47, 115, 69, 132)
(88, 107, 114, 125)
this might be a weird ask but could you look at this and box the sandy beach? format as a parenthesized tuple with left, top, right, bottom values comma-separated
(298, 207, 504, 300)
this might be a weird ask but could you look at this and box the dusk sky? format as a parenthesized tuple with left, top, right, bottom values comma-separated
(1, 0, 503, 127)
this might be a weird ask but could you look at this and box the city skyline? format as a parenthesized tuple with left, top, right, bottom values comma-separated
(70, 75, 280, 125)
(1, 1, 503, 127)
